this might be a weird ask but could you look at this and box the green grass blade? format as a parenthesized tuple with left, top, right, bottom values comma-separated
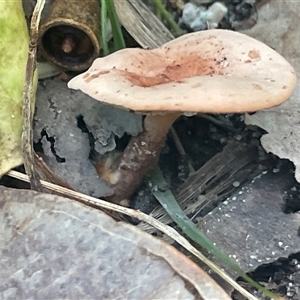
(105, 0, 126, 51)
(153, 0, 181, 36)
(145, 164, 279, 299)
(100, 0, 109, 56)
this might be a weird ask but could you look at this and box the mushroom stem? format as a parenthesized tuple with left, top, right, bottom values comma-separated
(105, 112, 181, 204)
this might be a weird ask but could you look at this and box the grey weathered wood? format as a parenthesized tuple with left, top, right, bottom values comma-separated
(113, 0, 174, 49)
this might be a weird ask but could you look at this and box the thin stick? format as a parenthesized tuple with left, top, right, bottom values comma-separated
(169, 126, 186, 156)
(22, 0, 45, 190)
(7, 169, 260, 300)
(169, 126, 195, 173)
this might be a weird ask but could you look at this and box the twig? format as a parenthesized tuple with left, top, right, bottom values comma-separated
(169, 126, 186, 156)
(197, 113, 237, 131)
(169, 126, 195, 173)
(22, 0, 45, 190)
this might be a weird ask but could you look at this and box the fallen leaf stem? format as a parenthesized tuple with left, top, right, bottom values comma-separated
(22, 0, 45, 190)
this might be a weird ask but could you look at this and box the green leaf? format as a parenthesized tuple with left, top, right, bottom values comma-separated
(0, 1, 35, 176)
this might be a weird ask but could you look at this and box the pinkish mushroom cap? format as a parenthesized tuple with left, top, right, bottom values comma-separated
(68, 29, 297, 114)
(67, 29, 297, 204)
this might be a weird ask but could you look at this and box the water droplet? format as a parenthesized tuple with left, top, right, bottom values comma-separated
(158, 183, 169, 192)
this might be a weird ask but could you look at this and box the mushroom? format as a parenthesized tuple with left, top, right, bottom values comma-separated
(68, 29, 297, 204)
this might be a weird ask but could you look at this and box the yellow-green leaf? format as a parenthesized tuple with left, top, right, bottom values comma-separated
(0, 1, 32, 176)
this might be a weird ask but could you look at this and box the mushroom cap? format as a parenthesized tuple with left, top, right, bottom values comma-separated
(68, 29, 297, 114)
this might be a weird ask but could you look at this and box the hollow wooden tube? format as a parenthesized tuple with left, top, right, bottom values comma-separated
(38, 0, 100, 71)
